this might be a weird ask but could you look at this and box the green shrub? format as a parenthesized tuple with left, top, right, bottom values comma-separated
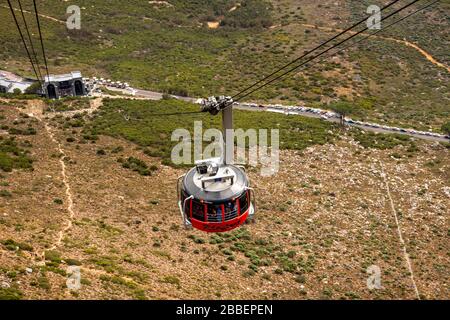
(45, 250, 62, 263)
(65, 258, 82, 266)
(0, 190, 12, 197)
(1, 239, 33, 251)
(441, 121, 450, 135)
(88, 99, 336, 167)
(161, 275, 181, 288)
(96, 149, 107, 156)
(37, 276, 51, 290)
(0, 287, 23, 300)
(121, 157, 151, 176)
(0, 138, 33, 172)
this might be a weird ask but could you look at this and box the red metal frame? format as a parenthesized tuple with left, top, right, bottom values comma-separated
(237, 198, 241, 216)
(188, 191, 251, 233)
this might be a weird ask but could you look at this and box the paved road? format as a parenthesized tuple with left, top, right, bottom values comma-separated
(104, 86, 197, 103)
(100, 86, 449, 144)
(235, 105, 450, 144)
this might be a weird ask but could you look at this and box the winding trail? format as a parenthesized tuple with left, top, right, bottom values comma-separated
(297, 23, 450, 73)
(43, 121, 75, 252)
(379, 161, 420, 300)
(17, 100, 138, 289)
(20, 100, 143, 289)
(1, 5, 64, 25)
(21, 101, 76, 261)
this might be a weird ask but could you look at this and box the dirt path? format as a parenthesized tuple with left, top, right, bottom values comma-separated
(12, 101, 136, 287)
(379, 161, 420, 300)
(45, 97, 104, 119)
(43, 122, 75, 252)
(1, 5, 64, 25)
(21, 101, 76, 261)
(297, 23, 450, 73)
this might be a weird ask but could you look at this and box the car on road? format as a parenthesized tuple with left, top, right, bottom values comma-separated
(431, 133, 441, 137)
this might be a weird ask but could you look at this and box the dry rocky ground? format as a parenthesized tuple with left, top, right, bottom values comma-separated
(0, 100, 448, 300)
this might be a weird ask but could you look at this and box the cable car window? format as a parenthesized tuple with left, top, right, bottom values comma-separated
(207, 204, 223, 222)
(224, 200, 238, 221)
(239, 192, 249, 214)
(191, 200, 204, 221)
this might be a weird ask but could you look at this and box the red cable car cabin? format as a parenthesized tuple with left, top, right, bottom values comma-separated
(177, 160, 255, 233)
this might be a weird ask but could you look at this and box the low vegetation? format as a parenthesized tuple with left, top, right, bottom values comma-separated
(1, 239, 33, 252)
(0, 287, 23, 300)
(118, 157, 154, 176)
(0, 137, 33, 172)
(85, 98, 337, 166)
(208, 228, 313, 277)
(352, 129, 418, 151)
(44, 97, 91, 113)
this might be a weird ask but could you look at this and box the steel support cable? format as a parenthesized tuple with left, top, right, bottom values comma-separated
(33, 0, 50, 83)
(230, 0, 404, 100)
(276, 0, 440, 86)
(17, 0, 44, 83)
(232, 0, 422, 103)
(6, 0, 42, 86)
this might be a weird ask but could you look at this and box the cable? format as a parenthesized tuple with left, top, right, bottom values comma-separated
(294, 0, 440, 79)
(17, 0, 43, 83)
(145, 111, 204, 117)
(119, 110, 204, 121)
(230, 0, 403, 100)
(233, 0, 422, 102)
(6, 0, 41, 86)
(101, 0, 432, 119)
(233, 0, 439, 100)
(33, 0, 50, 83)
(233, 0, 422, 103)
(132, 0, 437, 119)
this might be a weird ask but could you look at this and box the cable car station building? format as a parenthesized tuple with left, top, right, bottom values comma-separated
(44, 71, 86, 99)
(0, 75, 34, 94)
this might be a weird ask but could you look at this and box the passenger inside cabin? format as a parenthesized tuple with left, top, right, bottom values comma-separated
(226, 202, 236, 214)
(216, 205, 222, 217)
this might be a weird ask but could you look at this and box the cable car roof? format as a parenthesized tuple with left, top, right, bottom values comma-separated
(182, 164, 249, 203)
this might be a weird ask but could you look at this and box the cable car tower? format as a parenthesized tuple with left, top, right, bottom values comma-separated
(177, 97, 255, 233)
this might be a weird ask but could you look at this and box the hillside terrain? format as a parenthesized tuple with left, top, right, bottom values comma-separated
(0, 0, 449, 130)
(0, 0, 449, 301)
(0, 97, 449, 299)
